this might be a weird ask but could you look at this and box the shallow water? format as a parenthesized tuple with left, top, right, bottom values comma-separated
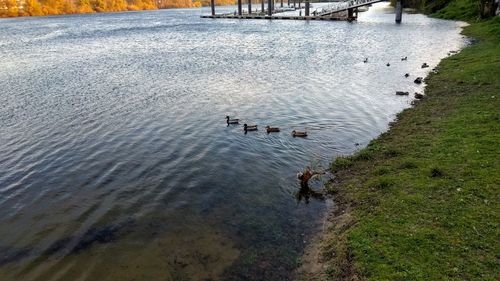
(0, 3, 465, 280)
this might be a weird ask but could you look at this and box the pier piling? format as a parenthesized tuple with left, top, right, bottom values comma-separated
(305, 0, 310, 16)
(395, 0, 402, 23)
(268, 0, 272, 15)
(210, 0, 215, 16)
(238, 0, 242, 15)
(248, 0, 252, 14)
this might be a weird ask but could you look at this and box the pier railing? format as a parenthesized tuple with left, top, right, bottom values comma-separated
(316, 0, 384, 16)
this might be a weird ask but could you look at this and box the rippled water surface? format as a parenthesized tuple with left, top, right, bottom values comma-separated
(0, 3, 465, 280)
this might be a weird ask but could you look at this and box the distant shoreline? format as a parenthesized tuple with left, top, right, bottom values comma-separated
(0, 0, 237, 19)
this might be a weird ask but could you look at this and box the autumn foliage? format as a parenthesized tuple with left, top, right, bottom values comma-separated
(0, 0, 237, 17)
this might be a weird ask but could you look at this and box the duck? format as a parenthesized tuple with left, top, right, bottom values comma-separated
(363, 58, 368, 63)
(414, 77, 423, 84)
(226, 116, 239, 124)
(404, 73, 410, 78)
(386, 63, 390, 66)
(265, 126, 280, 133)
(243, 124, 258, 131)
(292, 130, 308, 137)
(421, 63, 429, 68)
(401, 56, 408, 61)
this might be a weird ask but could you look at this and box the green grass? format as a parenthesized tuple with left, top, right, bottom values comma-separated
(391, 0, 479, 18)
(314, 12, 500, 281)
(432, 0, 479, 20)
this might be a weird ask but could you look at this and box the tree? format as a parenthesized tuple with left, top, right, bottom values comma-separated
(62, 0, 77, 13)
(40, 0, 66, 15)
(25, 0, 44, 16)
(109, 0, 128, 11)
(480, 0, 497, 17)
(0, 0, 7, 17)
(5, 0, 18, 17)
(92, 0, 108, 12)
(77, 0, 94, 13)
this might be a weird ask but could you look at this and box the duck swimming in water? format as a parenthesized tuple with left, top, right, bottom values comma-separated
(414, 77, 423, 84)
(386, 63, 390, 66)
(226, 116, 239, 124)
(363, 58, 368, 63)
(404, 73, 410, 78)
(292, 130, 308, 137)
(244, 124, 258, 131)
(265, 126, 280, 133)
(421, 63, 429, 68)
(401, 56, 408, 61)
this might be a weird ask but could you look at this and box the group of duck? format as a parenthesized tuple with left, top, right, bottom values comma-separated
(225, 116, 308, 137)
(363, 56, 429, 85)
(225, 57, 432, 136)
(363, 56, 431, 97)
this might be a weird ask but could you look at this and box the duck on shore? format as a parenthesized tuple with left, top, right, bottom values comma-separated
(265, 126, 280, 133)
(226, 116, 239, 124)
(244, 124, 258, 131)
(292, 130, 308, 137)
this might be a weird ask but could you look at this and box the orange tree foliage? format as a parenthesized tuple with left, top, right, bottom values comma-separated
(0, 0, 239, 17)
(0, 0, 236, 17)
(200, 0, 237, 6)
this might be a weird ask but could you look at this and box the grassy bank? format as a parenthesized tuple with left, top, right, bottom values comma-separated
(313, 8, 500, 281)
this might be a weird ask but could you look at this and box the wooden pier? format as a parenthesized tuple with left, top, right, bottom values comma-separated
(202, 0, 403, 22)
(200, 14, 348, 21)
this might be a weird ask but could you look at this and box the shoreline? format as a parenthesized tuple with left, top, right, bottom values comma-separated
(301, 13, 499, 280)
(0, 3, 238, 19)
(0, 7, 197, 19)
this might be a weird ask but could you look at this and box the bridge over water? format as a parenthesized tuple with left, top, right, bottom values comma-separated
(201, 0, 404, 22)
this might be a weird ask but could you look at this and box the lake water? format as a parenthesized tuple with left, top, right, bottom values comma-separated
(0, 3, 465, 280)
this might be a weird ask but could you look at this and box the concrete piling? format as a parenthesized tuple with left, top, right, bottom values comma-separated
(347, 7, 358, 19)
(395, 0, 402, 23)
